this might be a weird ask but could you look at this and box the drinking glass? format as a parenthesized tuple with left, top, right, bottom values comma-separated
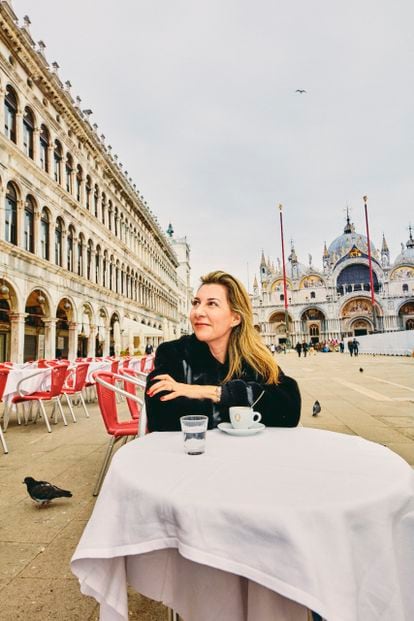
(180, 415, 208, 455)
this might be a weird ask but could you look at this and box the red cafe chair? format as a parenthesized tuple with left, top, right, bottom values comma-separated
(140, 355, 155, 374)
(0, 368, 10, 454)
(92, 370, 147, 496)
(60, 362, 90, 423)
(11, 363, 70, 433)
(118, 367, 147, 421)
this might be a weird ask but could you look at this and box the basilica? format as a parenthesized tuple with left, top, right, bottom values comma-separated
(252, 215, 414, 346)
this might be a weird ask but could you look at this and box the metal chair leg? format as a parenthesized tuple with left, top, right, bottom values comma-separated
(55, 397, 68, 426)
(0, 425, 8, 454)
(79, 391, 90, 418)
(38, 400, 52, 433)
(93, 436, 119, 496)
(64, 393, 77, 423)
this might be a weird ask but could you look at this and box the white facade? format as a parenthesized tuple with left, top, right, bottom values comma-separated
(252, 216, 414, 346)
(0, 3, 191, 362)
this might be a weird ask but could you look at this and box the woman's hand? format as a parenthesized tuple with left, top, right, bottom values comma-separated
(147, 374, 217, 402)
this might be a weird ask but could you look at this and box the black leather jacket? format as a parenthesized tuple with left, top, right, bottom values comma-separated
(146, 335, 301, 432)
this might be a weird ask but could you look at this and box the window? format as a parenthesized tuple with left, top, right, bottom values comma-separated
(55, 217, 64, 265)
(4, 85, 17, 143)
(76, 165, 83, 202)
(40, 208, 50, 260)
(85, 175, 92, 210)
(280, 294, 284, 302)
(108, 201, 112, 231)
(67, 226, 75, 271)
(5, 183, 18, 245)
(310, 291, 316, 299)
(101, 193, 106, 225)
(87, 240, 93, 280)
(39, 125, 50, 172)
(65, 153, 73, 193)
(23, 107, 35, 159)
(103, 251, 108, 287)
(95, 245, 101, 284)
(78, 235, 84, 276)
(94, 185, 99, 218)
(109, 257, 114, 290)
(114, 207, 118, 236)
(402, 284, 409, 293)
(24, 195, 35, 253)
(54, 140, 62, 184)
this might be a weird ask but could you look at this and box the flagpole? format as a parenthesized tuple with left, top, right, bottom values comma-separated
(278, 204, 290, 346)
(363, 195, 376, 332)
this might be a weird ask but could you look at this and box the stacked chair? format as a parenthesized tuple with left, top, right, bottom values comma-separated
(0, 368, 10, 453)
(11, 362, 70, 433)
(60, 362, 90, 422)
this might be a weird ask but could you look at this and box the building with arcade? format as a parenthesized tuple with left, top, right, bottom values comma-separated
(0, 2, 191, 362)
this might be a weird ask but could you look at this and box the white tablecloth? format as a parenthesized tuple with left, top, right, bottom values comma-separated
(86, 361, 112, 383)
(71, 428, 414, 621)
(3, 368, 51, 403)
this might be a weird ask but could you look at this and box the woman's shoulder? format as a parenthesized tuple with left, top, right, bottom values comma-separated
(156, 334, 199, 359)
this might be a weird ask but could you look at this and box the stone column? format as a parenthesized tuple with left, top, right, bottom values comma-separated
(61, 229, 67, 269)
(32, 127, 40, 165)
(72, 237, 79, 275)
(68, 321, 78, 361)
(15, 111, 23, 149)
(47, 145, 54, 179)
(34, 209, 41, 256)
(16, 198, 25, 248)
(103, 327, 110, 357)
(9, 313, 26, 363)
(87, 324, 96, 357)
(0, 185, 5, 241)
(43, 318, 57, 360)
(0, 85, 5, 131)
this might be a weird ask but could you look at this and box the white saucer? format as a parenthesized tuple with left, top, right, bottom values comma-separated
(217, 422, 265, 436)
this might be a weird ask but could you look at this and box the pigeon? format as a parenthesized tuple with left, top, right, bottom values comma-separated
(359, 368, 364, 373)
(23, 477, 72, 507)
(312, 400, 321, 416)
(295, 89, 307, 93)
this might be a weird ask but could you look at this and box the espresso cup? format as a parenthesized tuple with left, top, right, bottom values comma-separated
(229, 406, 262, 429)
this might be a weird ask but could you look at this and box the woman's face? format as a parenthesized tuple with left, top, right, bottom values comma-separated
(190, 283, 240, 348)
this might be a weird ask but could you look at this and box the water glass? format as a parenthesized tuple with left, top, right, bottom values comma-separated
(180, 415, 208, 455)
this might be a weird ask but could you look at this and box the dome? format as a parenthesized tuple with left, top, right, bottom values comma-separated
(327, 218, 376, 263)
(394, 232, 414, 266)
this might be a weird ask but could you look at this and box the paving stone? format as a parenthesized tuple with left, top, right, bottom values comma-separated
(0, 353, 413, 618)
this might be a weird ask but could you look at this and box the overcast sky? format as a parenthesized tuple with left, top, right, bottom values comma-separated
(12, 0, 413, 289)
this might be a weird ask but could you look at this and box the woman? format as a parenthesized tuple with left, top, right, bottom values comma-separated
(146, 270, 301, 431)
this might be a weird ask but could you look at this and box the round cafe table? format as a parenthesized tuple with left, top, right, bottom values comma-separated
(71, 427, 414, 621)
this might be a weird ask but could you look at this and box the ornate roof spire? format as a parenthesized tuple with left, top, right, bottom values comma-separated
(381, 233, 389, 253)
(344, 207, 352, 234)
(407, 225, 414, 249)
(253, 274, 258, 289)
(323, 241, 329, 257)
(260, 250, 266, 267)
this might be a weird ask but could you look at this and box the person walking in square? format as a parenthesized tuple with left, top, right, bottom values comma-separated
(295, 342, 302, 358)
(352, 338, 360, 356)
(302, 341, 308, 358)
(347, 339, 354, 356)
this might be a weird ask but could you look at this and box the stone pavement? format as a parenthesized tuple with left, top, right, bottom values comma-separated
(0, 353, 413, 620)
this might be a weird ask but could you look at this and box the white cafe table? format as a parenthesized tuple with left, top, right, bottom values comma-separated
(71, 428, 414, 621)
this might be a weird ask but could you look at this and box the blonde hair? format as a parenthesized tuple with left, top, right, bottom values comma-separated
(200, 270, 280, 384)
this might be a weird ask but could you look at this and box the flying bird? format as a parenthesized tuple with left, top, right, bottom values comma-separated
(23, 477, 72, 507)
(295, 89, 307, 94)
(312, 400, 321, 416)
